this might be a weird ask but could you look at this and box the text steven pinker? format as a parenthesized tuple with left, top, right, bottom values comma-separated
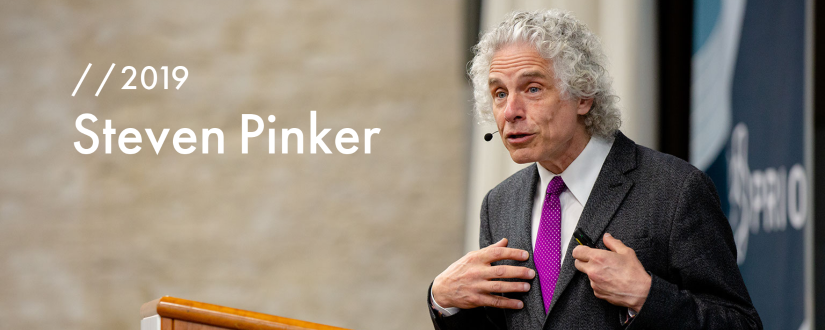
(71, 63, 381, 155)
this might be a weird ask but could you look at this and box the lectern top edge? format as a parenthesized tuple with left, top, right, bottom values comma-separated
(139, 296, 351, 330)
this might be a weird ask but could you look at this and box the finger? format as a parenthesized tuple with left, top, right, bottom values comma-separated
(574, 259, 590, 274)
(481, 294, 525, 309)
(603, 233, 629, 253)
(482, 246, 530, 263)
(486, 265, 536, 280)
(571, 245, 592, 261)
(490, 238, 508, 248)
(482, 280, 531, 294)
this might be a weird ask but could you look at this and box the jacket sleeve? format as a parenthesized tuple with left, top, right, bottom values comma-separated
(428, 191, 505, 330)
(627, 169, 763, 330)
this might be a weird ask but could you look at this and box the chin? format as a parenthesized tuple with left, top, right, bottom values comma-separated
(507, 149, 539, 164)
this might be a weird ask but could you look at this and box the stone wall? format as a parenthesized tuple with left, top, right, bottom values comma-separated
(0, 1, 468, 329)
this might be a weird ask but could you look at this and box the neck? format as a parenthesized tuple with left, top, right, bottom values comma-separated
(538, 128, 591, 174)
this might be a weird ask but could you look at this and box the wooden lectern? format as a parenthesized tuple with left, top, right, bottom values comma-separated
(140, 296, 350, 330)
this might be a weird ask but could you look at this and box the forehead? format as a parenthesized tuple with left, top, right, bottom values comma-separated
(488, 43, 552, 83)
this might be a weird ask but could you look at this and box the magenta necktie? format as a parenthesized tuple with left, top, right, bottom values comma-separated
(534, 175, 566, 314)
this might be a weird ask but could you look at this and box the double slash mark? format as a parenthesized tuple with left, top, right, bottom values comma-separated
(71, 63, 116, 97)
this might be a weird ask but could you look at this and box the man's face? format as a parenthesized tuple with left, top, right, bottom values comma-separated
(488, 43, 592, 166)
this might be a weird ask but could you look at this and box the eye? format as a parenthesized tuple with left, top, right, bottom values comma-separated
(528, 86, 540, 93)
(495, 91, 507, 99)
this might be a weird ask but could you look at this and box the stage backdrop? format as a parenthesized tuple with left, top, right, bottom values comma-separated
(691, 0, 810, 329)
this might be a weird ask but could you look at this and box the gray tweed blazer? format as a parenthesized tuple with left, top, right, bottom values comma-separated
(428, 131, 762, 330)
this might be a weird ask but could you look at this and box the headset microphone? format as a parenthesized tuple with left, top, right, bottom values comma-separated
(484, 131, 499, 142)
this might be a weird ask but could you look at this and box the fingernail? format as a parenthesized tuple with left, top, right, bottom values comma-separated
(605, 233, 612, 238)
(522, 251, 529, 259)
(528, 269, 535, 278)
(523, 283, 530, 291)
(517, 301, 524, 309)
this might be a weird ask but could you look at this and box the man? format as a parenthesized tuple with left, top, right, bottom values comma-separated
(427, 10, 762, 330)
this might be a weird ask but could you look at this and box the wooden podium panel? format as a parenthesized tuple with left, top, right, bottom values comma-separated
(141, 296, 350, 330)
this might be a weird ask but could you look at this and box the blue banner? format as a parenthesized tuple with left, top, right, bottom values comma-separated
(691, 0, 808, 329)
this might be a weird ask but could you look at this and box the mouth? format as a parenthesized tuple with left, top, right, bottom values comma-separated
(506, 132, 535, 144)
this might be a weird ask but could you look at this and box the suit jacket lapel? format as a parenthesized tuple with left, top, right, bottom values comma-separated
(506, 164, 546, 327)
(542, 132, 638, 326)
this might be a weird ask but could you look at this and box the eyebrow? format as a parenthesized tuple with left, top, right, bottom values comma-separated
(520, 71, 549, 80)
(488, 71, 550, 87)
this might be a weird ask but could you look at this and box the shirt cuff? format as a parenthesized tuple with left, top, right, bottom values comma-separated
(430, 289, 460, 317)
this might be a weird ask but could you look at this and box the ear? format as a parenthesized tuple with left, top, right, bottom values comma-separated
(576, 98, 594, 115)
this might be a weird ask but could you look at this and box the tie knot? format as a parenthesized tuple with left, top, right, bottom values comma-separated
(546, 176, 566, 196)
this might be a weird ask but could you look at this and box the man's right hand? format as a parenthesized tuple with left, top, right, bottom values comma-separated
(432, 238, 535, 310)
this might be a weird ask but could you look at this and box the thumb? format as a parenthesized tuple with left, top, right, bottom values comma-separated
(602, 233, 627, 253)
(490, 238, 508, 248)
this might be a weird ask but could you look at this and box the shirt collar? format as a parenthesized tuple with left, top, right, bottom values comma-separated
(536, 135, 614, 206)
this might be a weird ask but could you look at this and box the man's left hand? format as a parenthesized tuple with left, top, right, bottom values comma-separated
(572, 233, 651, 313)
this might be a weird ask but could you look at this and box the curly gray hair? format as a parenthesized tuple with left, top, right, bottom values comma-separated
(469, 10, 621, 138)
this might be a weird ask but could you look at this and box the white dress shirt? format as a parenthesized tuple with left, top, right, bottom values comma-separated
(432, 135, 614, 316)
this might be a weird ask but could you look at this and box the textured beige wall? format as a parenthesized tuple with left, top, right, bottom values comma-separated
(0, 1, 468, 329)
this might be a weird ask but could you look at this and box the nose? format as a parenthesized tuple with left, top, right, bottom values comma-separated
(503, 93, 525, 123)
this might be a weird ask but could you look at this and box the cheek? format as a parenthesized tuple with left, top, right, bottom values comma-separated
(531, 109, 557, 132)
(493, 114, 506, 131)
(492, 108, 503, 121)
(548, 103, 580, 127)
(491, 104, 504, 120)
